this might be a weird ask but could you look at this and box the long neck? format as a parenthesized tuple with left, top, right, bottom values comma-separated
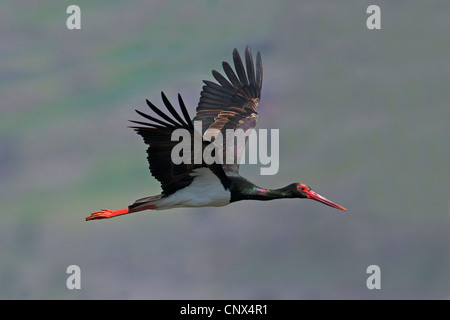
(229, 178, 294, 203)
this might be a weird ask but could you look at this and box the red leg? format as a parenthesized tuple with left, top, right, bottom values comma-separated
(85, 208, 129, 221)
(85, 205, 157, 221)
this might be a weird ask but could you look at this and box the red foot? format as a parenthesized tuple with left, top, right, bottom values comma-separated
(85, 205, 157, 221)
(85, 208, 129, 221)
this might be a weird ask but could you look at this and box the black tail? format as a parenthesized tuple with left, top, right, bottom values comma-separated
(129, 194, 162, 210)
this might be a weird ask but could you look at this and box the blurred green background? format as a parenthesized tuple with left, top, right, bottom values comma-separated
(1, 0, 448, 299)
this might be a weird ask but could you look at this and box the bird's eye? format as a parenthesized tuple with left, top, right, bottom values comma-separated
(300, 186, 306, 192)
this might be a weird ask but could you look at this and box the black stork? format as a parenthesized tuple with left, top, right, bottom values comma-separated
(86, 47, 346, 221)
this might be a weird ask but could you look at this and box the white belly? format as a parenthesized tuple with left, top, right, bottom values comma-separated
(154, 168, 230, 209)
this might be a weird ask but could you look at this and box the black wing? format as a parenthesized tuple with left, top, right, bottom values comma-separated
(193, 46, 263, 172)
(129, 92, 203, 196)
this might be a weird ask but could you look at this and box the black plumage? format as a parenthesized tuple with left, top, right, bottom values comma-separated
(86, 46, 346, 221)
(131, 46, 263, 196)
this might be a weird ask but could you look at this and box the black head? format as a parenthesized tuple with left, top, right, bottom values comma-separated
(292, 183, 347, 211)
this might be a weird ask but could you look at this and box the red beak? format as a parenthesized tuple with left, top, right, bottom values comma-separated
(306, 190, 347, 211)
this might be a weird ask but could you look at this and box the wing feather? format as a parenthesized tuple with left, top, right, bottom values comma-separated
(130, 47, 264, 192)
(131, 93, 203, 195)
(193, 47, 263, 173)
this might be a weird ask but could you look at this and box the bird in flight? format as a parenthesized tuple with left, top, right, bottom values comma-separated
(86, 47, 346, 221)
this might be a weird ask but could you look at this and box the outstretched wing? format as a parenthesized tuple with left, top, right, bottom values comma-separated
(193, 46, 263, 172)
(129, 92, 203, 196)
